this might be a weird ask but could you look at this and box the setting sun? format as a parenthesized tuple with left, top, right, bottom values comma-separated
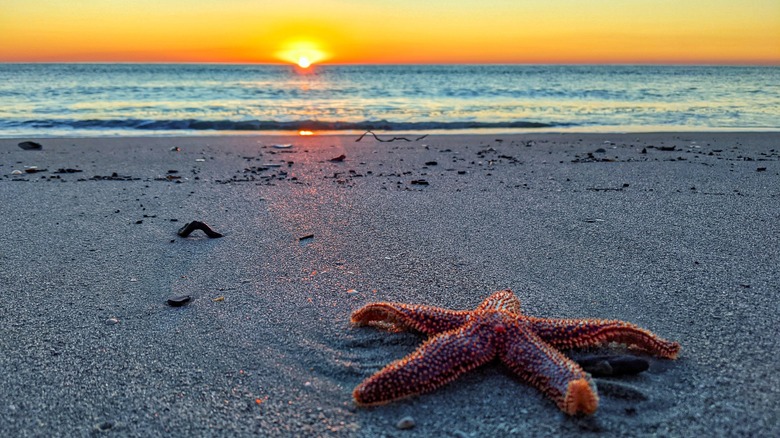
(275, 40, 328, 67)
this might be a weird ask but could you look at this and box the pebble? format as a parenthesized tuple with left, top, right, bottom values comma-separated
(18, 141, 43, 150)
(166, 295, 192, 307)
(93, 421, 113, 432)
(577, 355, 649, 377)
(395, 416, 415, 430)
(105, 317, 120, 325)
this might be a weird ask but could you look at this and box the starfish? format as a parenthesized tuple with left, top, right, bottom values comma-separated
(351, 289, 680, 415)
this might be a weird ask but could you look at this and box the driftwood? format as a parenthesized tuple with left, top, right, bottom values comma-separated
(355, 130, 428, 143)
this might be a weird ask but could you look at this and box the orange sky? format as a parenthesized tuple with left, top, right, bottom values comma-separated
(1, 0, 778, 65)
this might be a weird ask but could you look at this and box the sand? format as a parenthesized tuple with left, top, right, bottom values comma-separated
(1, 132, 778, 437)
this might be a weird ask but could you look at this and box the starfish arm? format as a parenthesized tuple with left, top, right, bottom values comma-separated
(351, 302, 470, 335)
(528, 317, 681, 359)
(353, 322, 496, 406)
(500, 322, 599, 415)
(476, 289, 522, 314)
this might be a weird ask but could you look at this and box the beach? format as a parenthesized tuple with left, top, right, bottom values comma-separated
(1, 132, 778, 436)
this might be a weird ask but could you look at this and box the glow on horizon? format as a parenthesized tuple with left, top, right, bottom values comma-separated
(1, 0, 778, 65)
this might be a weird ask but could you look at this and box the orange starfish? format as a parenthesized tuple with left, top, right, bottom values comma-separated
(351, 289, 680, 415)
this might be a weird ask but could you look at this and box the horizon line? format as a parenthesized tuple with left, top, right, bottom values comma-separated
(2, 60, 779, 67)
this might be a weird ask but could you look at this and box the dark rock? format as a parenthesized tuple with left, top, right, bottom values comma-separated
(329, 154, 346, 162)
(577, 355, 649, 377)
(18, 141, 42, 150)
(90, 173, 138, 181)
(54, 168, 83, 174)
(424, 161, 438, 166)
(756, 167, 767, 172)
(395, 416, 415, 430)
(594, 148, 606, 153)
(94, 421, 113, 432)
(166, 295, 191, 307)
(177, 221, 223, 238)
(410, 179, 429, 186)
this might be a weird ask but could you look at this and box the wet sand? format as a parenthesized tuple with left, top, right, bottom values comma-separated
(1, 132, 778, 436)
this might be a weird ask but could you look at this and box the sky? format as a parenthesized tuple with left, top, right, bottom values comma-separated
(1, 0, 778, 65)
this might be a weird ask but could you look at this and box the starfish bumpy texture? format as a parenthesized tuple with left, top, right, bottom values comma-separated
(351, 289, 680, 415)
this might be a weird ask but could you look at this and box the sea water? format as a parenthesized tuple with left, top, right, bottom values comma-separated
(0, 64, 778, 137)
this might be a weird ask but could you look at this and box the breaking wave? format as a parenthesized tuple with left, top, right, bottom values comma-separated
(6, 118, 562, 132)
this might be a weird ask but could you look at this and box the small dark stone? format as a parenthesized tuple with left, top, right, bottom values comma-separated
(594, 148, 606, 153)
(640, 148, 647, 154)
(18, 141, 42, 150)
(299, 233, 315, 241)
(410, 179, 429, 186)
(756, 167, 767, 172)
(135, 220, 143, 224)
(425, 161, 438, 166)
(329, 154, 346, 162)
(395, 416, 415, 430)
(94, 421, 113, 432)
(167, 295, 191, 307)
(577, 355, 649, 377)
(656, 145, 676, 151)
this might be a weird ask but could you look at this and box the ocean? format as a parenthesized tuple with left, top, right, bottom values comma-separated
(0, 64, 778, 137)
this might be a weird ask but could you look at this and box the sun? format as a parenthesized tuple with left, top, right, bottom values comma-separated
(297, 56, 311, 69)
(275, 40, 327, 68)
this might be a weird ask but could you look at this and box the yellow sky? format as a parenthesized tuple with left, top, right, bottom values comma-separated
(1, 0, 778, 64)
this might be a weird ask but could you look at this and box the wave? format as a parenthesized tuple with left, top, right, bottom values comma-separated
(6, 118, 563, 132)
